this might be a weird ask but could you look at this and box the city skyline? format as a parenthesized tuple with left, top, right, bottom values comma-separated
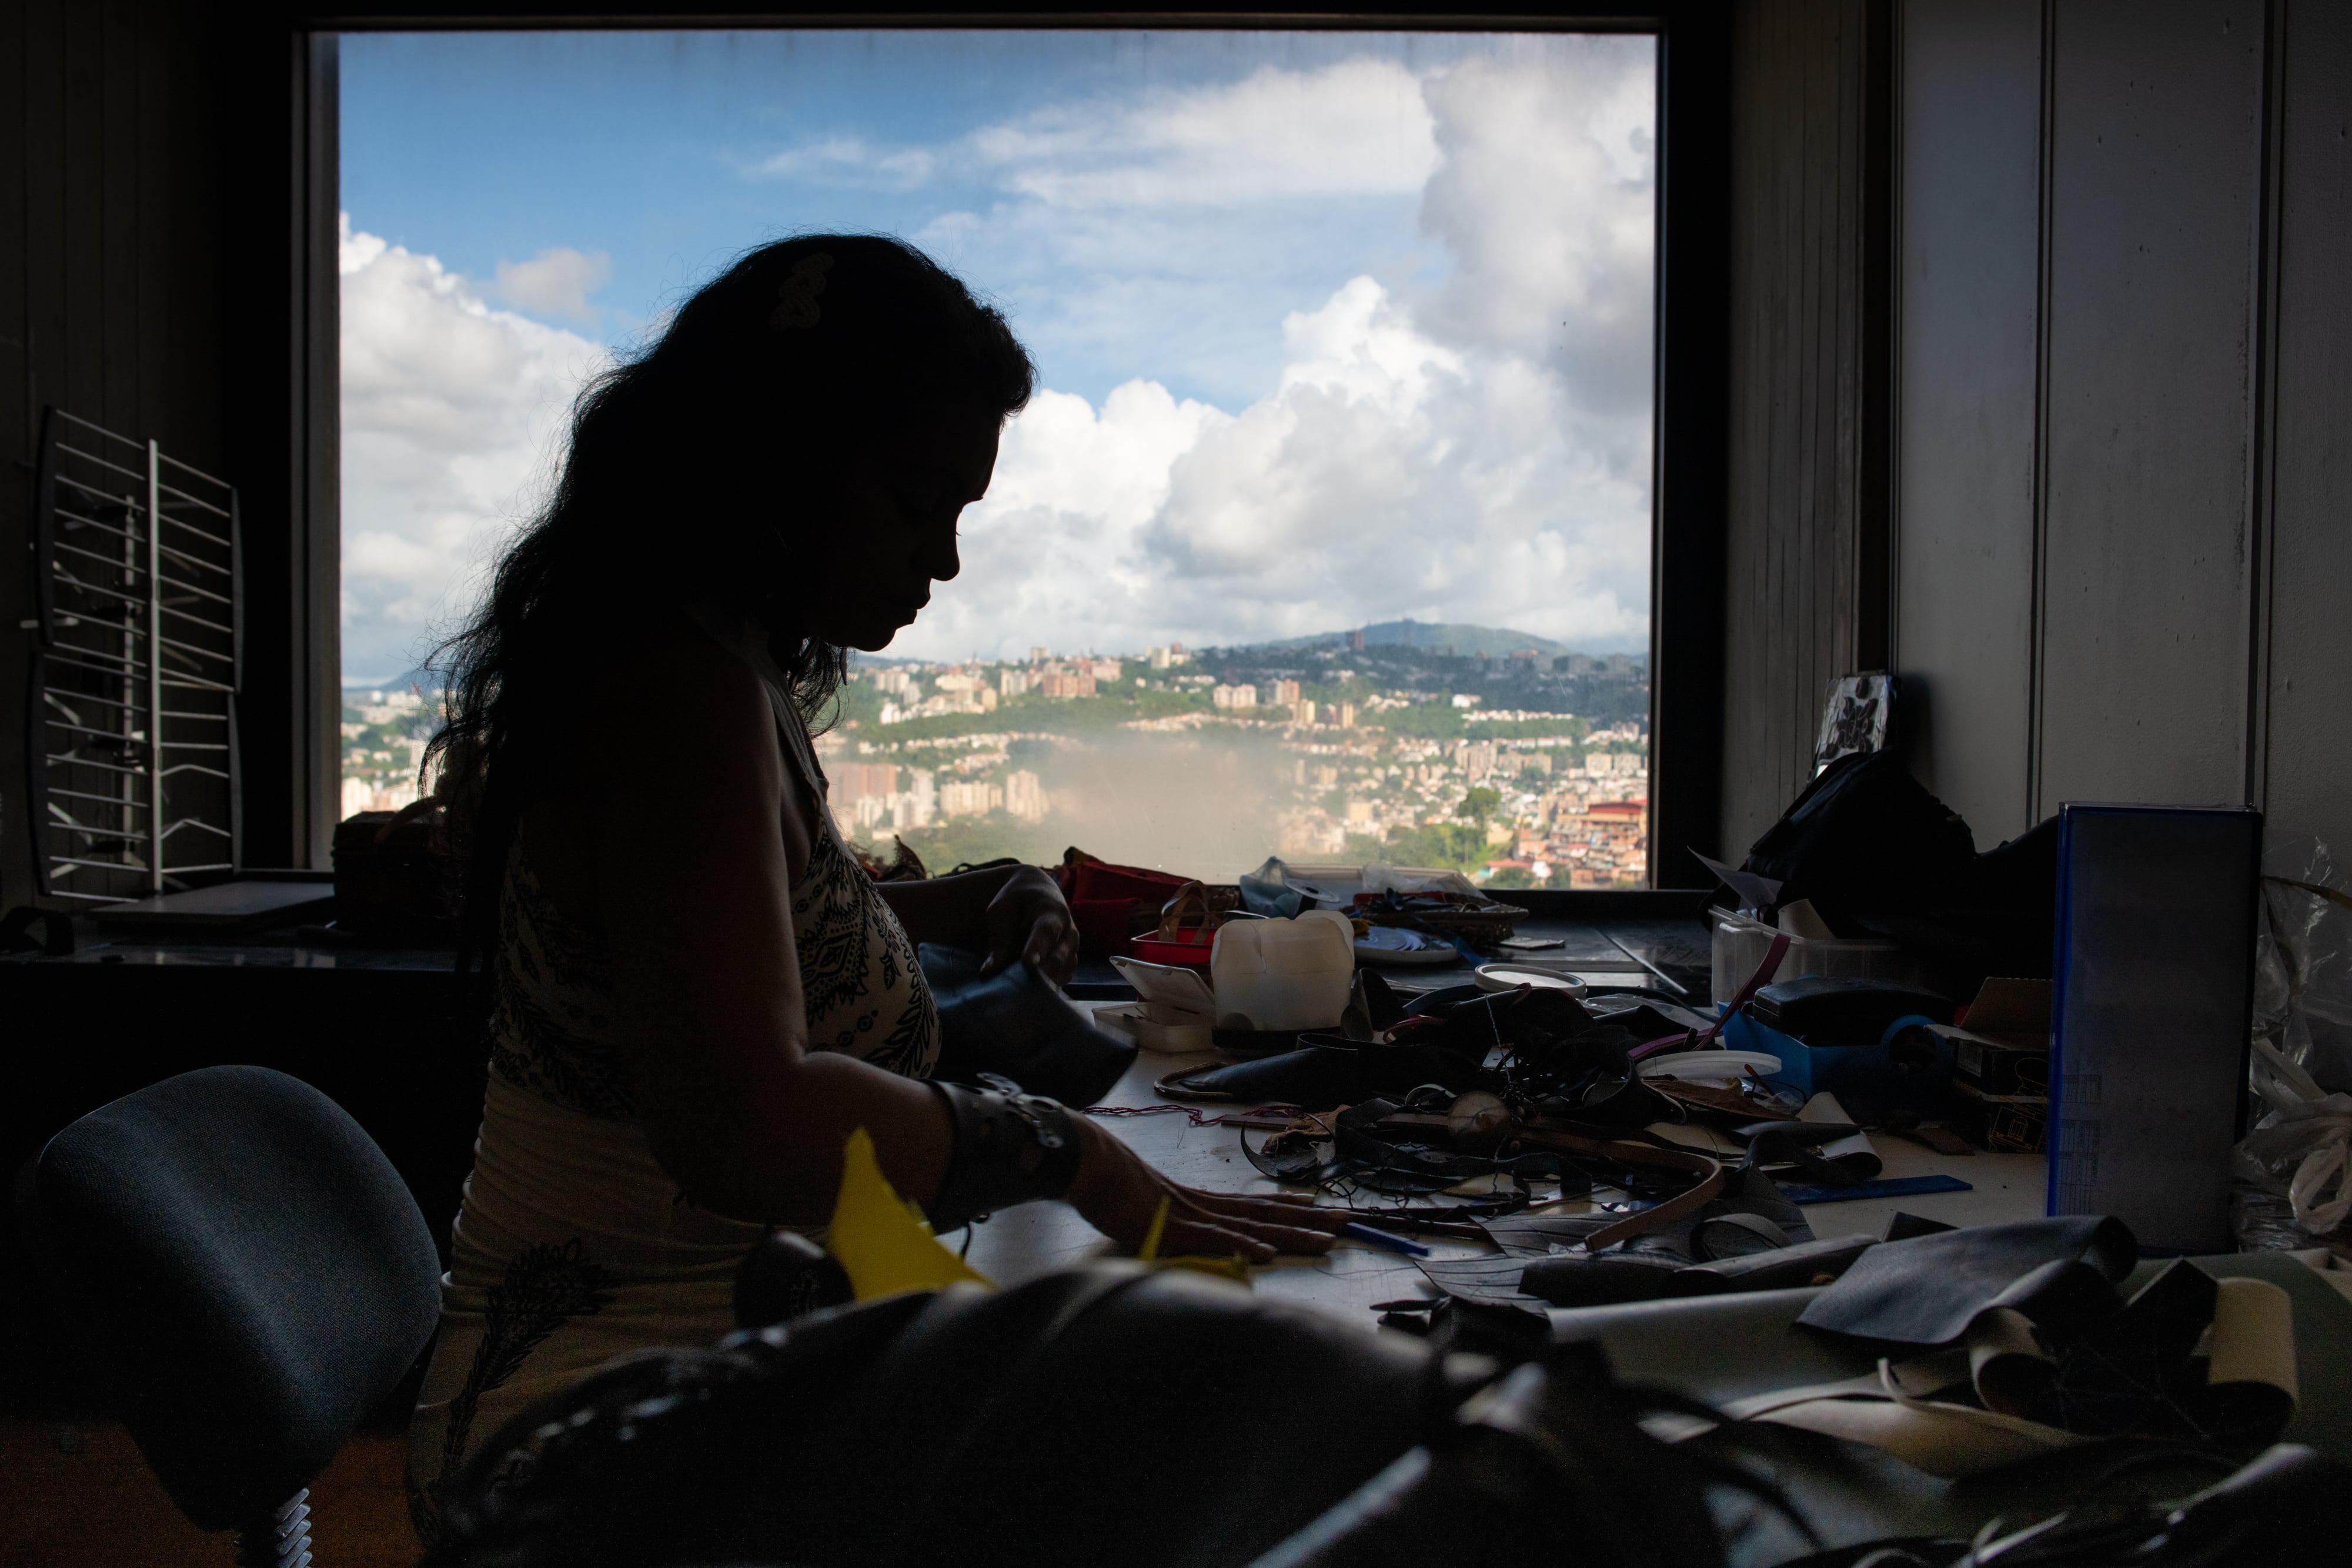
(343, 626, 1653, 885)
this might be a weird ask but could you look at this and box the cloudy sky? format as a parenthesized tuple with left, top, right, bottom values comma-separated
(339, 29, 1656, 684)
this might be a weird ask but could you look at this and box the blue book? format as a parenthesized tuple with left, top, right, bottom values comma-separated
(2049, 804, 2261, 1252)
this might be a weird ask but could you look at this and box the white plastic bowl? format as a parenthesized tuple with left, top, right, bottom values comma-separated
(1474, 964, 1591, 997)
(1636, 1049, 1783, 1081)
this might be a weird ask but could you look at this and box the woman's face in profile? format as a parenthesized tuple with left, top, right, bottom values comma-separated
(794, 402, 1000, 651)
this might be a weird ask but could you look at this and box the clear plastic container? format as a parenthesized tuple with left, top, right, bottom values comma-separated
(1709, 910, 1926, 1007)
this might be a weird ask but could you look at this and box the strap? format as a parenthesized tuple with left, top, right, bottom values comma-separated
(1510, 1119, 1727, 1250)
(927, 1076, 1083, 1231)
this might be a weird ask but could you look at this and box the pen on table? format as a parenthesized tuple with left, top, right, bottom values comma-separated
(1341, 1221, 1431, 1258)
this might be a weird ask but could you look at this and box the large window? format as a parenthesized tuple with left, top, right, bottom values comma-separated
(338, 28, 1658, 887)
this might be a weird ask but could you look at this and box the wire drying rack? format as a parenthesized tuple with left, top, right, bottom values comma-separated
(25, 406, 241, 903)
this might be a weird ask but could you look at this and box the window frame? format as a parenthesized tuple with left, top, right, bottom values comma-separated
(260, 1, 1729, 908)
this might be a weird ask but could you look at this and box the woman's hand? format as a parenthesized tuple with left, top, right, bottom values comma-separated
(983, 865, 1080, 985)
(1063, 1116, 1347, 1262)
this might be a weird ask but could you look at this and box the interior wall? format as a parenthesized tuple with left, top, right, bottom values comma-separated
(1718, 0, 1892, 858)
(1894, 0, 2352, 856)
(1, 2, 335, 903)
(0, 0, 232, 908)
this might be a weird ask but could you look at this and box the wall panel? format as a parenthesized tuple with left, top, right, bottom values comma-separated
(1892, 0, 2043, 845)
(1720, 0, 1885, 857)
(2261, 0, 2352, 857)
(2034, 0, 2267, 811)
(1892, 0, 2352, 861)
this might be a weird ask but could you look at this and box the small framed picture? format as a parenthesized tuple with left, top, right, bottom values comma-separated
(1815, 672, 1897, 773)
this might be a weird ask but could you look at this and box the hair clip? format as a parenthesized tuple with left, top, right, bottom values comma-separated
(769, 252, 834, 332)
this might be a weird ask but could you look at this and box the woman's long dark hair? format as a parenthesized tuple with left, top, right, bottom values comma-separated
(426, 235, 1035, 961)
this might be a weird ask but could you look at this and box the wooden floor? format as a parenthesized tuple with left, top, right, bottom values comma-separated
(0, 1418, 419, 1568)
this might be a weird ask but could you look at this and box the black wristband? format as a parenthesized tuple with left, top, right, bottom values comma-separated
(928, 1075, 1083, 1232)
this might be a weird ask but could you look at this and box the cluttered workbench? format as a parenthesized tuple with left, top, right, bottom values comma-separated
(963, 1014, 2053, 1319)
(951, 994, 2352, 1560)
(988, 911, 2047, 1312)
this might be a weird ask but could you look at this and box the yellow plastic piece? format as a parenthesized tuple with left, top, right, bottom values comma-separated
(1138, 1196, 1171, 1262)
(827, 1126, 994, 1300)
(1134, 1193, 1251, 1284)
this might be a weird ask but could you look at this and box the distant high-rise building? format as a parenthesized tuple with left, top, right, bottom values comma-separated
(1213, 683, 1257, 709)
(1271, 679, 1301, 705)
(1147, 646, 1171, 670)
(1005, 770, 1046, 822)
(836, 763, 900, 801)
(1348, 627, 1365, 651)
(1338, 702, 1357, 728)
(940, 780, 1001, 817)
(1605, 653, 1633, 676)
(1028, 646, 1050, 664)
(1293, 699, 1317, 726)
(1000, 668, 1030, 697)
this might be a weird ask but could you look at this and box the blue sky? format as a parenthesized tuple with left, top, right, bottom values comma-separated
(337, 29, 1657, 682)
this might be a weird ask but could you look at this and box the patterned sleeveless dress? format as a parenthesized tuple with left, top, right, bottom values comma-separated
(405, 605, 938, 1542)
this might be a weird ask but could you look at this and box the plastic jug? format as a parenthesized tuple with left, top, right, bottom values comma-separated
(1209, 910, 1355, 1031)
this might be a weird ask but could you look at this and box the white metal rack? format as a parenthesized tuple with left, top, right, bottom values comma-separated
(27, 406, 241, 903)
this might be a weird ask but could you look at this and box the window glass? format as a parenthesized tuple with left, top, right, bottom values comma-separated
(339, 29, 1656, 887)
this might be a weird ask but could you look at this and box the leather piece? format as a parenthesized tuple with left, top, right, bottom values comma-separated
(920, 944, 1136, 1108)
(1516, 1234, 1875, 1309)
(1155, 1041, 1498, 1109)
(1796, 1215, 2136, 1348)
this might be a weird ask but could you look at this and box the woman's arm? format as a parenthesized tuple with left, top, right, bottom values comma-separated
(592, 635, 951, 1225)
(586, 630, 1338, 1256)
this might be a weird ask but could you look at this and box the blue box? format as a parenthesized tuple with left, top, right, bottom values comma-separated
(1720, 1008, 1955, 1118)
(2050, 803, 2261, 1253)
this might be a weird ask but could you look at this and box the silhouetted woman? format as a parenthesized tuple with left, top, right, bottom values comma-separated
(404, 236, 1339, 1537)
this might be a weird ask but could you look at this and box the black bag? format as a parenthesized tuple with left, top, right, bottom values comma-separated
(1740, 749, 1976, 932)
(917, 944, 1136, 1108)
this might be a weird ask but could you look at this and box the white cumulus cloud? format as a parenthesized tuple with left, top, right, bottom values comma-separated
(900, 267, 1648, 663)
(886, 39, 1656, 662)
(492, 246, 613, 323)
(339, 216, 606, 682)
(971, 57, 1439, 208)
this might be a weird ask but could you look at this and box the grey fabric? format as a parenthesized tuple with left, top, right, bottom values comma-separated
(16, 1064, 441, 1529)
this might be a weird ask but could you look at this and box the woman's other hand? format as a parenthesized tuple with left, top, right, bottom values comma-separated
(1064, 1117, 1346, 1262)
(983, 865, 1080, 985)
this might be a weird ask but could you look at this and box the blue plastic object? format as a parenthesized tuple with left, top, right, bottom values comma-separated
(1720, 1008, 1955, 1115)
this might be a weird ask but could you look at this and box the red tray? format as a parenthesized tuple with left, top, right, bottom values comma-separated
(1128, 932, 1215, 968)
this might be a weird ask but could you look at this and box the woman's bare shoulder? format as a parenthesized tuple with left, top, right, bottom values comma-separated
(567, 613, 782, 778)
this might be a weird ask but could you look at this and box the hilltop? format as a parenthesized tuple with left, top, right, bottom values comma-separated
(1230, 620, 1631, 660)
